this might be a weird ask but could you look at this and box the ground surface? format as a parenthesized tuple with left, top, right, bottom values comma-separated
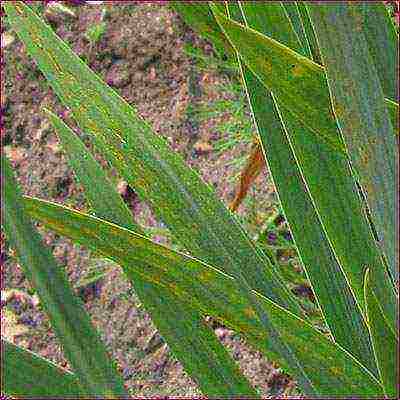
(1, 2, 301, 397)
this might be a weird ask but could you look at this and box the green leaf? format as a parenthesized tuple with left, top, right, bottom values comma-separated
(239, 2, 305, 55)
(364, 269, 398, 398)
(357, 2, 398, 101)
(212, 0, 398, 343)
(1, 339, 82, 398)
(228, 1, 379, 378)
(4, 1, 301, 320)
(307, 4, 398, 284)
(45, 109, 136, 231)
(295, 2, 322, 63)
(210, 6, 398, 154)
(23, 196, 384, 398)
(280, 1, 312, 58)
(0, 157, 128, 398)
(48, 109, 258, 397)
(170, 2, 234, 58)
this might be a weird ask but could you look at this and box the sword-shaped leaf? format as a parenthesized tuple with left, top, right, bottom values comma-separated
(1, 339, 82, 398)
(48, 109, 257, 397)
(219, 2, 382, 376)
(212, 1, 397, 348)
(307, 3, 398, 284)
(210, 7, 398, 154)
(279, 1, 312, 58)
(4, 1, 301, 319)
(23, 196, 384, 398)
(364, 269, 398, 398)
(1, 156, 128, 398)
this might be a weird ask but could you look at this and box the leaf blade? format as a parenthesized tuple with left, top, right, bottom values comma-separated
(48, 110, 258, 397)
(364, 269, 398, 398)
(226, 2, 382, 376)
(1, 339, 82, 398)
(4, 0, 301, 319)
(1, 156, 128, 398)
(307, 3, 398, 284)
(23, 195, 384, 398)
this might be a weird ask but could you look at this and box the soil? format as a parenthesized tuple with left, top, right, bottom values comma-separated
(1, 2, 301, 398)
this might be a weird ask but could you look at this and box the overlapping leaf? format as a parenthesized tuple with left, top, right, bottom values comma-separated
(49, 109, 257, 397)
(216, 2, 383, 376)
(4, 1, 301, 320)
(212, 0, 397, 345)
(364, 269, 398, 398)
(1, 156, 128, 398)
(211, 7, 398, 154)
(307, 3, 398, 284)
(1, 339, 82, 398)
(23, 196, 384, 398)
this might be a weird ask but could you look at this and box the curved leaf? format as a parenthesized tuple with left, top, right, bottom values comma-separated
(1, 339, 82, 398)
(1, 156, 128, 398)
(23, 196, 384, 398)
(49, 110, 258, 397)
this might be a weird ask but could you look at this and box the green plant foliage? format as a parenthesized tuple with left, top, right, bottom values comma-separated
(47, 109, 257, 397)
(84, 21, 107, 44)
(1, 157, 128, 398)
(2, 339, 82, 398)
(364, 269, 398, 398)
(307, 3, 398, 284)
(23, 196, 384, 397)
(3, 1, 398, 398)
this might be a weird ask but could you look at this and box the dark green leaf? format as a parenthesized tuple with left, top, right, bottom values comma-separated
(1, 339, 82, 398)
(1, 156, 127, 398)
(308, 4, 398, 284)
(280, 1, 312, 58)
(49, 109, 258, 397)
(23, 196, 384, 398)
(229, 1, 379, 377)
(364, 269, 398, 398)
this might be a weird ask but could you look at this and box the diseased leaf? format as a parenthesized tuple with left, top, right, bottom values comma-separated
(24, 196, 384, 398)
(49, 109, 258, 397)
(308, 4, 398, 283)
(1, 156, 127, 398)
(210, 7, 398, 154)
(364, 269, 398, 398)
(1, 339, 82, 398)
(225, 2, 382, 376)
(229, 140, 264, 212)
(4, 1, 301, 320)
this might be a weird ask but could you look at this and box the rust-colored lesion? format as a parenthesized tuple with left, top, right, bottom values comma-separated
(229, 138, 265, 212)
(13, 1, 25, 16)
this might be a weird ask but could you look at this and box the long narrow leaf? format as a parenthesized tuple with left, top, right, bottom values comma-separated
(307, 3, 398, 284)
(48, 109, 257, 397)
(170, 2, 234, 58)
(239, 2, 305, 56)
(364, 269, 398, 398)
(210, 8, 398, 154)
(212, 2, 397, 339)
(23, 196, 384, 398)
(223, 2, 382, 376)
(295, 2, 322, 64)
(4, 1, 302, 319)
(6, 6, 322, 390)
(279, 1, 312, 58)
(357, 2, 398, 101)
(1, 339, 82, 398)
(1, 156, 128, 398)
